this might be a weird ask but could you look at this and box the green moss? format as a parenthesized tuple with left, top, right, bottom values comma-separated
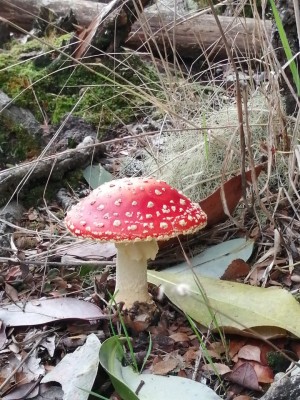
(0, 35, 160, 134)
(267, 351, 290, 373)
(0, 114, 41, 164)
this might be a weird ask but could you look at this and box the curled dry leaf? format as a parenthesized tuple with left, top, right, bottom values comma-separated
(200, 164, 265, 227)
(158, 165, 264, 252)
(238, 344, 261, 363)
(228, 338, 247, 359)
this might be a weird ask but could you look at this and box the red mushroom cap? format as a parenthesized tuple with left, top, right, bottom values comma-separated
(65, 177, 207, 242)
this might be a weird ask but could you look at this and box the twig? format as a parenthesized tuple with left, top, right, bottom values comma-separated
(0, 257, 116, 267)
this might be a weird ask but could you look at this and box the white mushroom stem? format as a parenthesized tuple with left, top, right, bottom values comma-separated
(114, 240, 159, 308)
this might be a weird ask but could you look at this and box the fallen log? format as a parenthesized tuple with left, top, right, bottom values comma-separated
(0, 0, 272, 59)
(0, 140, 104, 201)
(73, 0, 152, 59)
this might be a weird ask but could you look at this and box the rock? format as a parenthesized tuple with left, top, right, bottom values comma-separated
(0, 201, 25, 256)
(0, 90, 42, 164)
(259, 374, 300, 400)
(50, 115, 99, 152)
(0, 91, 42, 140)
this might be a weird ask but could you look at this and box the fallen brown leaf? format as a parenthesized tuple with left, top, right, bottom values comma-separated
(4, 283, 19, 302)
(4, 266, 23, 282)
(252, 362, 274, 383)
(169, 332, 190, 342)
(221, 259, 250, 281)
(202, 362, 231, 375)
(158, 164, 265, 251)
(229, 337, 247, 360)
(238, 344, 261, 363)
(200, 164, 265, 227)
(207, 341, 226, 359)
(234, 359, 274, 383)
(183, 348, 200, 364)
(152, 358, 178, 375)
(226, 362, 262, 391)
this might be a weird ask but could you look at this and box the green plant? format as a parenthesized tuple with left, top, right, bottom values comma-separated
(269, 0, 300, 95)
(108, 292, 152, 374)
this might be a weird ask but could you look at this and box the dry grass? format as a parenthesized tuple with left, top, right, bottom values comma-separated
(116, 0, 299, 217)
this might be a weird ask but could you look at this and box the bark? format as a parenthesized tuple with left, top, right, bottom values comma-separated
(0, 0, 272, 60)
(73, 0, 152, 59)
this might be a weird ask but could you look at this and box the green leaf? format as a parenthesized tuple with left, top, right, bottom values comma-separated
(148, 270, 300, 337)
(100, 336, 139, 400)
(99, 336, 222, 400)
(166, 238, 254, 278)
(83, 164, 113, 189)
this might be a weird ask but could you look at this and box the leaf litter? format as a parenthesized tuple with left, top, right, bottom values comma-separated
(0, 167, 300, 400)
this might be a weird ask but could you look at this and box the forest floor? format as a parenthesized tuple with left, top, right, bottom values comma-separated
(1, 1, 300, 400)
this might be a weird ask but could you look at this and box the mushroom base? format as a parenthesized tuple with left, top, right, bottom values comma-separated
(123, 300, 160, 332)
(114, 240, 159, 308)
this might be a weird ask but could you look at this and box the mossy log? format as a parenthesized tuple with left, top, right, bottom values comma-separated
(0, 140, 104, 202)
(0, 0, 272, 60)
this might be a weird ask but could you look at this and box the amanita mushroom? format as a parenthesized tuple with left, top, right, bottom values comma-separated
(65, 177, 207, 308)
